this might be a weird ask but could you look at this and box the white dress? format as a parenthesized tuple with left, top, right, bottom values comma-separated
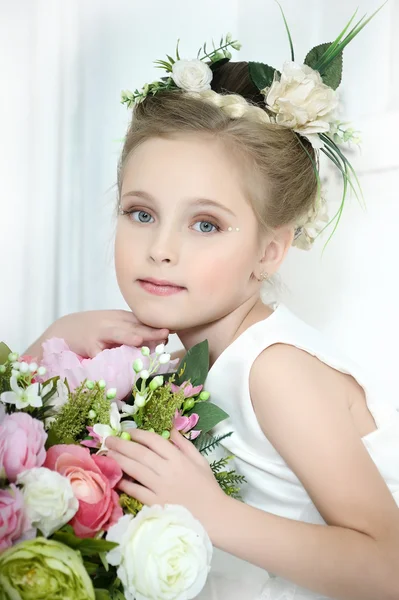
(197, 303, 399, 600)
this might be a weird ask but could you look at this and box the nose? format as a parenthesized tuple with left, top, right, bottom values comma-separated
(148, 228, 179, 266)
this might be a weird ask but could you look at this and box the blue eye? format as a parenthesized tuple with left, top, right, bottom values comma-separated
(192, 221, 218, 234)
(131, 210, 154, 224)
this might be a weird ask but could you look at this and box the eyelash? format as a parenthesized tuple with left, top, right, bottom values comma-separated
(121, 208, 222, 234)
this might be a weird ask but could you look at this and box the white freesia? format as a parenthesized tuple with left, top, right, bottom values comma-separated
(106, 505, 213, 600)
(264, 61, 338, 148)
(171, 59, 213, 93)
(17, 467, 78, 537)
(0, 376, 42, 409)
(93, 402, 136, 451)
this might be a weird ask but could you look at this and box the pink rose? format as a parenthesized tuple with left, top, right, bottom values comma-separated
(0, 484, 31, 551)
(0, 413, 47, 482)
(38, 338, 178, 403)
(44, 444, 123, 538)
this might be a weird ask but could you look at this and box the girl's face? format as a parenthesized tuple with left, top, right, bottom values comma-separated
(115, 134, 268, 331)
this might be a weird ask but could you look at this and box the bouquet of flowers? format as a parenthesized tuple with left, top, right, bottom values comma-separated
(0, 337, 244, 600)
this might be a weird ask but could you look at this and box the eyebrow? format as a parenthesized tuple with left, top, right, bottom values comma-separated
(121, 190, 237, 217)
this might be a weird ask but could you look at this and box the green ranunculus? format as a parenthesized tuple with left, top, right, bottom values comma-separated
(0, 537, 95, 600)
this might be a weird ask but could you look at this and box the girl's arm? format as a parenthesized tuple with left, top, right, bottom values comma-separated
(214, 342, 399, 600)
(105, 343, 399, 600)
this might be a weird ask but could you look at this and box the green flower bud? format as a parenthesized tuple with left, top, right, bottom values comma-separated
(0, 538, 95, 600)
(0, 364, 6, 374)
(183, 398, 195, 411)
(161, 430, 170, 439)
(149, 375, 164, 391)
(120, 431, 131, 441)
(133, 358, 144, 373)
(106, 388, 117, 399)
(98, 379, 106, 389)
(8, 352, 18, 362)
(141, 346, 150, 357)
(85, 380, 94, 389)
(88, 409, 97, 419)
(148, 428, 155, 433)
(199, 391, 210, 401)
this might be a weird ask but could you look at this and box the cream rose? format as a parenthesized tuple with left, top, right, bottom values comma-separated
(171, 59, 213, 92)
(106, 505, 213, 600)
(264, 61, 338, 148)
(17, 467, 78, 537)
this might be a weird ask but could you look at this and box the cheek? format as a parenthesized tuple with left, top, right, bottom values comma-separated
(192, 239, 257, 290)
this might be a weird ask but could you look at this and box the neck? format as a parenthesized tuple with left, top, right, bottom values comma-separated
(176, 295, 274, 368)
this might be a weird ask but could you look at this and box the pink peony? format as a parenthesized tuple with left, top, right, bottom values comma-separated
(44, 444, 123, 538)
(173, 410, 201, 440)
(170, 381, 203, 398)
(0, 412, 47, 482)
(0, 484, 31, 551)
(38, 338, 178, 403)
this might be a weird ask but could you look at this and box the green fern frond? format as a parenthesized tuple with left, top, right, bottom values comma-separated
(195, 431, 233, 456)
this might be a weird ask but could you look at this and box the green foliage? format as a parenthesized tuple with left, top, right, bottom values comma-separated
(214, 467, 246, 500)
(119, 493, 143, 516)
(136, 384, 184, 434)
(248, 62, 278, 91)
(0, 342, 11, 364)
(51, 526, 118, 557)
(304, 43, 342, 90)
(48, 381, 110, 445)
(187, 401, 228, 434)
(174, 340, 209, 387)
(194, 431, 233, 456)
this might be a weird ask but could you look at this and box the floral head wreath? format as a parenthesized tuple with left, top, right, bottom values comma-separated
(121, 3, 384, 251)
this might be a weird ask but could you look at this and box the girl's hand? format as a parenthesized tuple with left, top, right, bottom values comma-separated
(105, 428, 228, 534)
(25, 310, 169, 359)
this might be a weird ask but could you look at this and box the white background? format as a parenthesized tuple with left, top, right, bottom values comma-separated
(1, 0, 398, 406)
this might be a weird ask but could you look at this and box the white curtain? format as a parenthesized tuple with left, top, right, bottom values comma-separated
(1, 0, 398, 409)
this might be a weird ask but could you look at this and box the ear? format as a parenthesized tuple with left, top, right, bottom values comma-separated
(254, 225, 295, 280)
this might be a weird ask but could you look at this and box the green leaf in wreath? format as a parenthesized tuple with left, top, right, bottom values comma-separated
(248, 61, 279, 91)
(209, 57, 230, 72)
(187, 401, 229, 434)
(0, 342, 12, 365)
(174, 340, 209, 387)
(304, 43, 343, 90)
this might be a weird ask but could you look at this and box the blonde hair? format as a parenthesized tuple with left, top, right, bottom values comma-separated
(117, 61, 318, 235)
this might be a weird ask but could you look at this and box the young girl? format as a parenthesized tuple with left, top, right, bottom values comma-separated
(26, 14, 399, 600)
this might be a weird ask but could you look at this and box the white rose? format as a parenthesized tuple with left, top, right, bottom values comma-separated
(171, 59, 213, 92)
(265, 61, 338, 148)
(17, 467, 78, 537)
(106, 505, 213, 600)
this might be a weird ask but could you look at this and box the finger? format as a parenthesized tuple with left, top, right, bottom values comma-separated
(117, 478, 156, 506)
(128, 428, 177, 460)
(102, 325, 169, 348)
(87, 340, 106, 358)
(105, 438, 165, 474)
(170, 428, 206, 467)
(107, 449, 158, 490)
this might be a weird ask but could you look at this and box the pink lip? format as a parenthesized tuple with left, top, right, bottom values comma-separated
(138, 278, 185, 297)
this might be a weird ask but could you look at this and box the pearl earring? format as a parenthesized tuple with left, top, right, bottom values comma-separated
(259, 271, 269, 281)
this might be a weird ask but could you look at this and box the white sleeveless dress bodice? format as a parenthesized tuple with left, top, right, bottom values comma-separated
(197, 303, 399, 600)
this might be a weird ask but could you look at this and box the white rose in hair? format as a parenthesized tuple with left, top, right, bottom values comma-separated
(106, 505, 213, 600)
(17, 467, 78, 537)
(265, 61, 338, 148)
(172, 59, 213, 92)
